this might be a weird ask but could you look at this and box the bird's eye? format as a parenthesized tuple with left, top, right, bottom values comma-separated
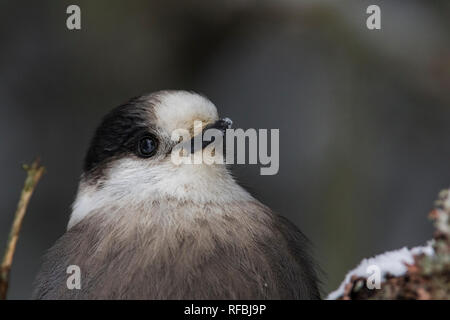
(137, 136, 158, 158)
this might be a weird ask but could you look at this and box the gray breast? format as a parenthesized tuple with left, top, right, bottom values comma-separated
(32, 201, 320, 299)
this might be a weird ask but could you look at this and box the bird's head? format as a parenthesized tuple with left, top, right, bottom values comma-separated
(69, 91, 250, 229)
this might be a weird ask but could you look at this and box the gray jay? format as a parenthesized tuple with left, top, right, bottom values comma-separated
(33, 90, 320, 299)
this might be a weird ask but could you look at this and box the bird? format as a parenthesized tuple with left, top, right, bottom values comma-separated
(32, 90, 320, 299)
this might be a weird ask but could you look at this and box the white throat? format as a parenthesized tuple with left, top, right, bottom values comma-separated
(68, 160, 253, 229)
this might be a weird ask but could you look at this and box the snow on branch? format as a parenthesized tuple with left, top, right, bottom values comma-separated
(327, 189, 450, 300)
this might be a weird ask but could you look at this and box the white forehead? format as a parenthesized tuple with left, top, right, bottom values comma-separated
(153, 91, 219, 133)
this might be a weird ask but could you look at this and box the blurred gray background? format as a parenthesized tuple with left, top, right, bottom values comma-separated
(1, 0, 449, 299)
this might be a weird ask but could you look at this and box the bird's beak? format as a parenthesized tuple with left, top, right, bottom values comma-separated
(203, 118, 233, 135)
(191, 118, 233, 153)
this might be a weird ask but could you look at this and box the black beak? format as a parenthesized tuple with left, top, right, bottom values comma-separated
(203, 118, 233, 134)
(191, 118, 233, 153)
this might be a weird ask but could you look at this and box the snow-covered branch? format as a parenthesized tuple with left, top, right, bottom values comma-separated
(328, 189, 450, 300)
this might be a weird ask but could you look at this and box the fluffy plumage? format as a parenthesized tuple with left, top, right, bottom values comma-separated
(33, 90, 320, 299)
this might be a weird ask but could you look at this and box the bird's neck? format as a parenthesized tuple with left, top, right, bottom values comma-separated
(68, 164, 253, 230)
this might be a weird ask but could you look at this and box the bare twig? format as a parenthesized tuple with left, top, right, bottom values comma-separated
(0, 159, 45, 299)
